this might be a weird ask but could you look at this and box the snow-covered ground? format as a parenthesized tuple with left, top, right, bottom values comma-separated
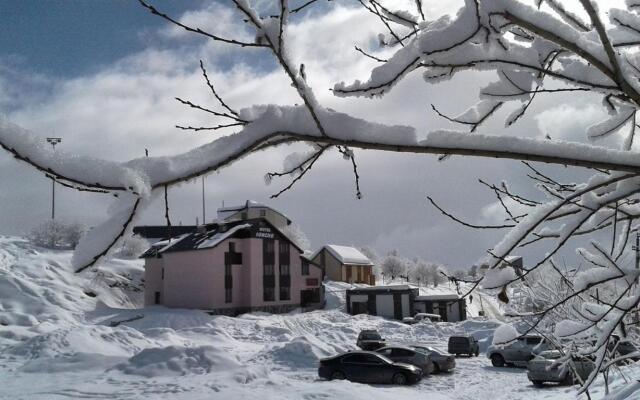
(0, 236, 638, 400)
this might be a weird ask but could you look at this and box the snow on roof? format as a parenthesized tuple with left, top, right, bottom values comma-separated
(417, 286, 460, 301)
(195, 224, 251, 250)
(348, 284, 418, 292)
(140, 233, 191, 258)
(314, 244, 373, 265)
(216, 200, 291, 223)
(217, 200, 266, 213)
(415, 293, 461, 301)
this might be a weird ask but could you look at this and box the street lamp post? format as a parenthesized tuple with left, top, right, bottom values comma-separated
(46, 137, 62, 219)
(202, 176, 206, 224)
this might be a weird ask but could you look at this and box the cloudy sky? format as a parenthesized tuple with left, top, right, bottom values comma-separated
(0, 0, 629, 270)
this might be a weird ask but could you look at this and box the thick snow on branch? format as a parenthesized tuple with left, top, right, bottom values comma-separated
(126, 105, 417, 187)
(0, 119, 149, 193)
(334, 0, 616, 99)
(71, 193, 143, 271)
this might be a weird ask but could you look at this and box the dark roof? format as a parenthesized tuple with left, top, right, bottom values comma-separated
(141, 218, 304, 258)
(133, 225, 198, 240)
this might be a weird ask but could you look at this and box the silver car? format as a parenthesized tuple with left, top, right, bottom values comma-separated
(487, 335, 553, 367)
(527, 350, 595, 386)
(375, 346, 435, 375)
(408, 344, 456, 373)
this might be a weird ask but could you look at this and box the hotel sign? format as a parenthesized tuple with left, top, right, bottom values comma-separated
(255, 226, 275, 239)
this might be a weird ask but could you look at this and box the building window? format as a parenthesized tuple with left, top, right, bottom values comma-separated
(241, 212, 248, 220)
(279, 241, 289, 260)
(161, 268, 164, 280)
(154, 291, 161, 304)
(279, 241, 290, 301)
(260, 209, 266, 217)
(225, 242, 242, 265)
(263, 239, 275, 302)
(302, 259, 309, 276)
(280, 286, 290, 301)
(225, 264, 232, 303)
(264, 286, 275, 302)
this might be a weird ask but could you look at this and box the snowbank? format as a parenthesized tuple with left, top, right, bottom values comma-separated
(114, 345, 242, 378)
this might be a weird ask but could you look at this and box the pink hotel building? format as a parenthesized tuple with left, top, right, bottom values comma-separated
(142, 208, 324, 315)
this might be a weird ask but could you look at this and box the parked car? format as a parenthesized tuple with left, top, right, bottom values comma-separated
(357, 329, 386, 351)
(527, 350, 595, 386)
(375, 346, 435, 374)
(610, 335, 639, 362)
(402, 317, 418, 325)
(318, 351, 423, 385)
(448, 335, 479, 357)
(414, 313, 442, 323)
(487, 335, 553, 367)
(407, 344, 456, 373)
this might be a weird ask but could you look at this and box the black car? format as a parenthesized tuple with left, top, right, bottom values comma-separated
(609, 335, 639, 362)
(356, 329, 386, 351)
(448, 335, 480, 357)
(318, 351, 423, 385)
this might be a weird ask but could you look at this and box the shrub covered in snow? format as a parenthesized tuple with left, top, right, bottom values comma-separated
(28, 220, 86, 250)
(115, 235, 150, 259)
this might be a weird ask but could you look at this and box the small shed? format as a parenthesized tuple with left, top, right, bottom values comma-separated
(346, 285, 418, 320)
(311, 244, 375, 285)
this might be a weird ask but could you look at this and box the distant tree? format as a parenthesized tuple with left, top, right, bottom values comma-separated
(427, 263, 446, 287)
(381, 251, 406, 281)
(469, 265, 479, 279)
(411, 259, 430, 286)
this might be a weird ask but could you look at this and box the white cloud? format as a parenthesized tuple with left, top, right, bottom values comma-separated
(0, 1, 610, 268)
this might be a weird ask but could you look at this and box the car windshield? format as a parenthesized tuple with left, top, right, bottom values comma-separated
(412, 346, 444, 355)
(361, 332, 381, 340)
(373, 353, 392, 363)
(539, 351, 562, 360)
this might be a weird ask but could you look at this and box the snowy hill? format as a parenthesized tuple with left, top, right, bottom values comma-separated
(0, 236, 638, 399)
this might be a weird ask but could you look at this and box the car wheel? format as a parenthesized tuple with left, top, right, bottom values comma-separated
(490, 354, 505, 367)
(392, 373, 408, 385)
(561, 373, 573, 386)
(531, 380, 544, 388)
(330, 371, 346, 381)
(432, 362, 441, 374)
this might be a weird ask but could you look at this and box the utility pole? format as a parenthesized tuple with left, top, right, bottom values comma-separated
(633, 231, 640, 269)
(201, 176, 206, 224)
(46, 137, 62, 219)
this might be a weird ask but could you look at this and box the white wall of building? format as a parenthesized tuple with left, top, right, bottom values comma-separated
(376, 295, 395, 318)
